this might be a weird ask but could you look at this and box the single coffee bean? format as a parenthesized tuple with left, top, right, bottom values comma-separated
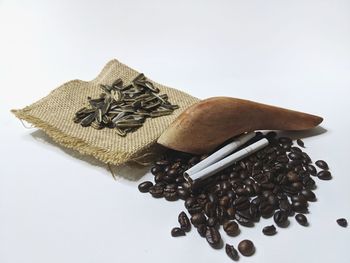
(227, 207, 236, 220)
(296, 139, 305, 148)
(207, 217, 217, 227)
(197, 224, 207, 237)
(301, 189, 316, 201)
(223, 221, 239, 236)
(317, 170, 332, 180)
(155, 160, 169, 166)
(138, 181, 153, 193)
(219, 196, 231, 208)
(295, 213, 308, 226)
(149, 185, 164, 198)
(292, 201, 308, 213)
(171, 227, 185, 237)
(291, 146, 302, 153)
(177, 188, 189, 200)
(233, 196, 250, 211)
(291, 195, 307, 204)
(274, 210, 288, 227)
(151, 166, 162, 175)
(315, 160, 329, 170)
(279, 137, 292, 144)
(286, 171, 299, 183)
(235, 211, 253, 227)
(259, 201, 274, 218)
(262, 225, 277, 235)
(205, 227, 221, 248)
(336, 218, 348, 227)
(279, 199, 292, 215)
(191, 213, 206, 226)
(301, 152, 312, 164)
(184, 197, 196, 209)
(305, 164, 317, 176)
(225, 243, 239, 261)
(238, 239, 255, 256)
(178, 211, 191, 232)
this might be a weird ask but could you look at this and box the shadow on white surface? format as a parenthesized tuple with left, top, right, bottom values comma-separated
(30, 129, 150, 181)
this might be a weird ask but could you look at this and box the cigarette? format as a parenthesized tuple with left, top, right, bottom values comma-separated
(184, 132, 256, 178)
(184, 137, 270, 187)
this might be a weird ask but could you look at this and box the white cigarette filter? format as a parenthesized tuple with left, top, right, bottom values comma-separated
(184, 132, 256, 179)
(185, 138, 269, 184)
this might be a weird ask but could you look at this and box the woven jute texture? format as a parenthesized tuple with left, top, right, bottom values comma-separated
(12, 59, 199, 166)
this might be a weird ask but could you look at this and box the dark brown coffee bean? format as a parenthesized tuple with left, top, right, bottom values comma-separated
(187, 204, 202, 215)
(178, 211, 191, 232)
(164, 184, 178, 201)
(205, 227, 221, 248)
(292, 201, 308, 213)
(274, 210, 288, 227)
(291, 195, 307, 204)
(233, 196, 250, 211)
(177, 188, 189, 200)
(219, 196, 231, 208)
(238, 239, 255, 256)
(336, 218, 348, 227)
(149, 185, 164, 198)
(235, 211, 253, 227)
(286, 171, 299, 182)
(207, 217, 217, 227)
(305, 164, 317, 176)
(195, 224, 206, 237)
(226, 243, 239, 261)
(226, 207, 236, 220)
(184, 197, 196, 209)
(279, 199, 292, 215)
(223, 221, 239, 236)
(171, 227, 185, 237)
(315, 160, 329, 170)
(151, 166, 162, 175)
(259, 201, 274, 218)
(191, 213, 206, 226)
(155, 160, 169, 166)
(279, 137, 292, 144)
(262, 225, 277, 235)
(301, 152, 312, 164)
(317, 170, 332, 180)
(204, 202, 216, 217)
(138, 181, 153, 193)
(288, 152, 302, 160)
(295, 213, 308, 226)
(296, 139, 305, 148)
(301, 189, 316, 201)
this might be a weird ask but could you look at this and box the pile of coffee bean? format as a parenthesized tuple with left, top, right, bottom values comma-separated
(138, 132, 340, 260)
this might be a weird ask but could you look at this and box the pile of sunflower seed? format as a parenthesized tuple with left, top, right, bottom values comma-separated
(73, 74, 179, 136)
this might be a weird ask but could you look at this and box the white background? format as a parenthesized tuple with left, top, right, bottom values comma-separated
(1, 0, 349, 262)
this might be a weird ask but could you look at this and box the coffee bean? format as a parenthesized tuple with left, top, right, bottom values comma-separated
(138, 181, 153, 193)
(301, 189, 316, 201)
(296, 139, 305, 148)
(336, 218, 348, 227)
(259, 201, 274, 218)
(191, 213, 206, 226)
(315, 160, 329, 170)
(225, 243, 239, 261)
(305, 164, 317, 176)
(235, 211, 253, 227)
(149, 185, 164, 198)
(184, 197, 196, 209)
(286, 171, 299, 183)
(197, 224, 207, 237)
(177, 188, 189, 200)
(292, 201, 308, 213)
(238, 240, 255, 256)
(171, 227, 185, 237)
(223, 221, 239, 236)
(151, 166, 162, 175)
(262, 225, 277, 235)
(274, 210, 288, 227)
(164, 184, 178, 201)
(227, 207, 236, 220)
(279, 137, 292, 144)
(279, 199, 292, 215)
(295, 213, 308, 226)
(205, 227, 221, 248)
(233, 196, 250, 211)
(207, 217, 217, 227)
(317, 170, 332, 180)
(178, 211, 191, 232)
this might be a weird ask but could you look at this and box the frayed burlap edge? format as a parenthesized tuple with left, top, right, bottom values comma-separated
(11, 59, 200, 167)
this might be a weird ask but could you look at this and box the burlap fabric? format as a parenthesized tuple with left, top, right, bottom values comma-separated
(12, 59, 199, 166)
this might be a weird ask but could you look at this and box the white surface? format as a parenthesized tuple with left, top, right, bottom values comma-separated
(1, 0, 349, 262)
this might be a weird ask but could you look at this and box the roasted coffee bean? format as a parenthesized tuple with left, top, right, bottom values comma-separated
(207, 217, 217, 227)
(197, 224, 207, 237)
(226, 207, 236, 220)
(187, 204, 203, 215)
(151, 166, 162, 175)
(155, 160, 169, 166)
(288, 152, 302, 160)
(219, 196, 231, 208)
(315, 160, 329, 170)
(259, 201, 274, 218)
(301, 189, 316, 201)
(191, 213, 206, 226)
(279, 137, 292, 144)
(233, 196, 250, 211)
(226, 243, 239, 261)
(249, 203, 260, 222)
(291, 195, 307, 204)
(292, 201, 308, 213)
(149, 185, 164, 198)
(274, 210, 288, 227)
(305, 164, 317, 176)
(138, 181, 153, 193)
(336, 218, 348, 227)
(171, 227, 185, 237)
(296, 139, 305, 148)
(238, 239, 255, 256)
(177, 188, 189, 200)
(295, 213, 308, 226)
(185, 197, 196, 209)
(204, 202, 216, 217)
(235, 211, 253, 227)
(164, 184, 178, 201)
(286, 171, 299, 182)
(301, 152, 312, 164)
(262, 225, 277, 235)
(302, 176, 316, 189)
(279, 199, 292, 215)
(178, 211, 191, 232)
(223, 221, 239, 236)
(317, 170, 332, 180)
(205, 227, 221, 248)
(291, 146, 302, 153)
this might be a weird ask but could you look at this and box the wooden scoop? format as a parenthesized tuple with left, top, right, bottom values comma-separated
(157, 97, 323, 154)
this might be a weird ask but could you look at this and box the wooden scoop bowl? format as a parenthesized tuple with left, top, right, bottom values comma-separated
(157, 97, 323, 154)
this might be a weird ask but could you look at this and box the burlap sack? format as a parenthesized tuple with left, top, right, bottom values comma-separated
(12, 59, 199, 166)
